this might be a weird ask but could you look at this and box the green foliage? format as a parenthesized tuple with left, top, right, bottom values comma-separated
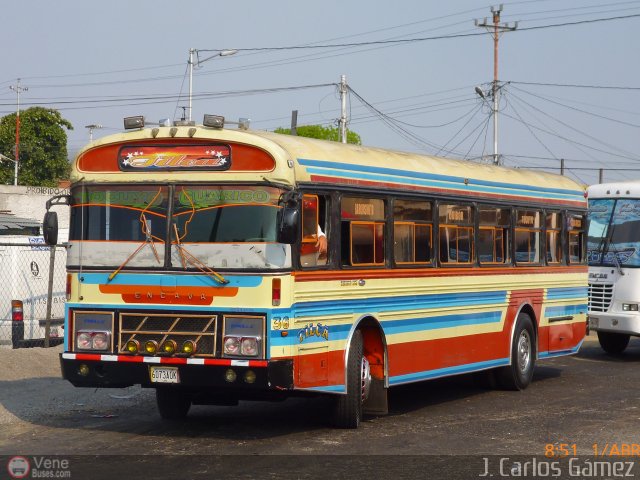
(274, 124, 361, 145)
(0, 107, 73, 186)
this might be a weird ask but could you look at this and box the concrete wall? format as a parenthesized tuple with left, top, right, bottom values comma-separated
(0, 185, 70, 233)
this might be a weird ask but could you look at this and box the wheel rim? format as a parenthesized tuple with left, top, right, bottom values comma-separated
(517, 330, 532, 374)
(360, 356, 371, 402)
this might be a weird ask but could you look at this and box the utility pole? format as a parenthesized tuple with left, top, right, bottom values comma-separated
(85, 124, 103, 142)
(339, 75, 348, 144)
(475, 5, 517, 165)
(188, 48, 195, 122)
(9, 79, 28, 186)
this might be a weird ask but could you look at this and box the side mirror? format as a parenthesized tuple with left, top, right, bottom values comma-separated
(277, 206, 299, 245)
(43, 211, 59, 245)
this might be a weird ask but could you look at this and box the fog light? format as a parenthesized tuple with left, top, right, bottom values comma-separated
(125, 339, 140, 354)
(181, 340, 196, 355)
(144, 340, 158, 355)
(244, 370, 256, 384)
(161, 340, 177, 355)
(78, 364, 90, 377)
(224, 369, 237, 383)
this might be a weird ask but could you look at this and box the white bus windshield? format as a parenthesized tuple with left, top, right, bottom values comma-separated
(588, 198, 640, 267)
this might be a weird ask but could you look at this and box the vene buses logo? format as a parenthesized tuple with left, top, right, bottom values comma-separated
(7, 456, 30, 479)
(118, 144, 232, 171)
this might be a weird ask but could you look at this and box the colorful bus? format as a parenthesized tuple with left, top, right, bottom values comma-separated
(587, 181, 640, 354)
(44, 114, 588, 428)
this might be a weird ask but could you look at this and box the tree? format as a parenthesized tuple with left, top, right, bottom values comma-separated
(0, 107, 73, 186)
(274, 125, 361, 145)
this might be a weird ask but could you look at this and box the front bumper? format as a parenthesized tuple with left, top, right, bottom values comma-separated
(60, 352, 293, 390)
(588, 312, 640, 336)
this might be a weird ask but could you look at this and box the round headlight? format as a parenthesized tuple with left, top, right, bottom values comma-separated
(181, 340, 197, 355)
(76, 332, 92, 350)
(144, 340, 158, 355)
(161, 340, 177, 355)
(223, 336, 240, 355)
(244, 370, 256, 384)
(125, 339, 140, 354)
(224, 369, 237, 383)
(240, 337, 259, 357)
(92, 332, 109, 350)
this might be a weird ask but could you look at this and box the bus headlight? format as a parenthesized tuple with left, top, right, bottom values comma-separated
(622, 303, 638, 311)
(222, 315, 265, 358)
(76, 331, 111, 352)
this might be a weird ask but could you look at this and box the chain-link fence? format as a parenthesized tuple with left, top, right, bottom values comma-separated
(0, 242, 67, 349)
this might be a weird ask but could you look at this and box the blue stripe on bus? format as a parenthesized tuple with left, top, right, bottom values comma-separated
(79, 273, 263, 288)
(545, 304, 587, 317)
(539, 341, 583, 358)
(380, 311, 503, 335)
(269, 311, 503, 347)
(546, 287, 588, 300)
(293, 291, 508, 317)
(297, 385, 346, 393)
(389, 358, 510, 385)
(297, 158, 585, 199)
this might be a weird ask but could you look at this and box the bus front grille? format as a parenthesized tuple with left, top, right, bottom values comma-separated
(119, 313, 217, 357)
(588, 283, 614, 312)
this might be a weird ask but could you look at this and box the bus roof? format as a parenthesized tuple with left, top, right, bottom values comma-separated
(588, 181, 640, 199)
(73, 124, 586, 207)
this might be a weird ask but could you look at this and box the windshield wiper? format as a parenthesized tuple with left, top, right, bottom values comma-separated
(172, 222, 229, 285)
(107, 190, 163, 282)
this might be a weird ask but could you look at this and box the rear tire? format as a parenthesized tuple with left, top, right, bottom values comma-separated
(597, 331, 630, 355)
(496, 312, 535, 391)
(332, 329, 370, 429)
(156, 388, 191, 420)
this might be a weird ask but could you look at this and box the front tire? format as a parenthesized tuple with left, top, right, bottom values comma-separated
(156, 388, 191, 420)
(496, 312, 535, 390)
(597, 331, 630, 355)
(332, 329, 371, 429)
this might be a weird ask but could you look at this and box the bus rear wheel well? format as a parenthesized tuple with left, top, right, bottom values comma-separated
(354, 316, 389, 416)
(516, 304, 538, 357)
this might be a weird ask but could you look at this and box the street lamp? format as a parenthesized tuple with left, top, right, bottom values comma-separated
(187, 48, 238, 121)
(85, 124, 103, 142)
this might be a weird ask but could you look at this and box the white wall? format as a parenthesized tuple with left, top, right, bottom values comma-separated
(0, 185, 70, 233)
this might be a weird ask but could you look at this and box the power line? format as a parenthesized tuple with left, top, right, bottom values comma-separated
(510, 80, 640, 91)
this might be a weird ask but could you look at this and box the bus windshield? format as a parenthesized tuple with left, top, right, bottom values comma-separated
(588, 198, 640, 267)
(69, 184, 290, 270)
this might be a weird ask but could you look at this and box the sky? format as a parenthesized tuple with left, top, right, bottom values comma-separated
(1, 0, 638, 186)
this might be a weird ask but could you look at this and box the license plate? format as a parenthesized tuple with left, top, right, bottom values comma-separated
(150, 366, 180, 384)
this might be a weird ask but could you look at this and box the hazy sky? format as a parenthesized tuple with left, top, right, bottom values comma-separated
(1, 0, 638, 185)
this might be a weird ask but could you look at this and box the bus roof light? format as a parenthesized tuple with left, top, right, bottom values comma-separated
(124, 116, 145, 130)
(203, 114, 224, 129)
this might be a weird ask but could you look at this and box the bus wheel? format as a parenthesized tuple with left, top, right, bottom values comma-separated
(332, 329, 371, 429)
(156, 388, 191, 420)
(496, 313, 535, 391)
(597, 331, 630, 355)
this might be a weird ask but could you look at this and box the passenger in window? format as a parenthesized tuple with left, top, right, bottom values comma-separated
(316, 225, 327, 257)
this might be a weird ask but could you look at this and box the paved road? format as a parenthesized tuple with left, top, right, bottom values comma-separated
(1, 334, 639, 477)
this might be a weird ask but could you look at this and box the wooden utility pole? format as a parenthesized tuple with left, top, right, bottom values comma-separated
(475, 6, 517, 165)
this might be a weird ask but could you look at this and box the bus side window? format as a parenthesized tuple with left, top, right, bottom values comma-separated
(341, 197, 385, 267)
(515, 210, 542, 264)
(438, 203, 474, 265)
(568, 213, 585, 264)
(300, 194, 328, 267)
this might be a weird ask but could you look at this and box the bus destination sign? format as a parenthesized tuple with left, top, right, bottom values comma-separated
(118, 145, 232, 171)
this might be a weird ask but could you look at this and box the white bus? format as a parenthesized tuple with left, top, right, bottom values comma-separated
(588, 181, 640, 354)
(0, 214, 66, 348)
